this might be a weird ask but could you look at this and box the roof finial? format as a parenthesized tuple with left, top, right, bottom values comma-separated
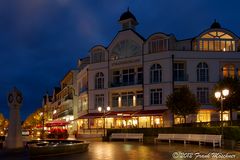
(127, 7, 129, 12)
(210, 19, 221, 29)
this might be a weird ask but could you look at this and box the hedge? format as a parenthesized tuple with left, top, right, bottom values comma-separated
(107, 126, 240, 141)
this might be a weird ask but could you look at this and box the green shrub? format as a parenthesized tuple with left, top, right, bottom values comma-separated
(223, 126, 240, 140)
(107, 126, 240, 141)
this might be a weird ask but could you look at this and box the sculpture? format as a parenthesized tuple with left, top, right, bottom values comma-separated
(6, 87, 23, 149)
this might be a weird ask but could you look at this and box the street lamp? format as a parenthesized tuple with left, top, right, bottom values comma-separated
(98, 106, 111, 137)
(39, 111, 44, 139)
(214, 89, 229, 135)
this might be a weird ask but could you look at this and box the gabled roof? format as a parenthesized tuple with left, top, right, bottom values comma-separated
(107, 29, 145, 49)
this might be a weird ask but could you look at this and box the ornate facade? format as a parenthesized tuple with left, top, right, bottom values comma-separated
(44, 10, 240, 133)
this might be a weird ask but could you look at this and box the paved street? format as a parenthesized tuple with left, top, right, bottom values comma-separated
(1, 139, 239, 160)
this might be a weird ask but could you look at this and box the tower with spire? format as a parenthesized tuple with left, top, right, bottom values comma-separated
(119, 8, 138, 30)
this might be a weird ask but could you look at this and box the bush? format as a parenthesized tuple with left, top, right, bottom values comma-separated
(107, 126, 240, 141)
(223, 126, 240, 140)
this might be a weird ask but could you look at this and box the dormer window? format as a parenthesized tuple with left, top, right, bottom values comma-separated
(200, 31, 235, 51)
(92, 49, 105, 63)
(194, 31, 236, 52)
(148, 36, 168, 53)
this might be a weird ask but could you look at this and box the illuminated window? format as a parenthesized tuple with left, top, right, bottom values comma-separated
(139, 117, 150, 128)
(95, 72, 104, 89)
(174, 116, 185, 124)
(196, 31, 236, 51)
(220, 111, 229, 121)
(197, 62, 208, 82)
(79, 97, 88, 111)
(148, 36, 168, 53)
(197, 110, 211, 122)
(223, 64, 235, 78)
(150, 64, 162, 83)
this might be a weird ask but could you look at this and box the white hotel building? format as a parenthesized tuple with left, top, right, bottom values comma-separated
(46, 10, 240, 131)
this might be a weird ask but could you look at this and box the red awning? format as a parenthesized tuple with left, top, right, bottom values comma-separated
(35, 125, 43, 128)
(46, 120, 70, 127)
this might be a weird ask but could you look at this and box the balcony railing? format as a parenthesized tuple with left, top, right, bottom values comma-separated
(174, 74, 188, 81)
(79, 87, 88, 94)
(64, 94, 73, 101)
(56, 108, 73, 118)
(110, 81, 142, 87)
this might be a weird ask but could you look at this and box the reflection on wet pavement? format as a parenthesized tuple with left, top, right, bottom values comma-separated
(1, 140, 240, 160)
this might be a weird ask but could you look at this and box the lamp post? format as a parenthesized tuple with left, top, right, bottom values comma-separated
(214, 89, 229, 135)
(53, 109, 57, 115)
(98, 106, 111, 137)
(39, 110, 44, 139)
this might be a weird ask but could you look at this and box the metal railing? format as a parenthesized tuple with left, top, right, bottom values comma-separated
(110, 81, 142, 87)
(174, 74, 188, 81)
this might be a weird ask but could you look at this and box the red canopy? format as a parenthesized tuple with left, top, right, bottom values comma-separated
(46, 120, 70, 127)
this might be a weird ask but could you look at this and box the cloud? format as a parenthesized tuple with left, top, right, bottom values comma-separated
(0, 0, 240, 120)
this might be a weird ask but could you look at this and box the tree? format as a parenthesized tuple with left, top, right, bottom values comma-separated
(0, 113, 8, 134)
(211, 77, 240, 122)
(166, 86, 200, 123)
(23, 108, 43, 129)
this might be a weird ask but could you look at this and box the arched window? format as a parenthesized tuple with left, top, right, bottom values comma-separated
(150, 64, 162, 83)
(95, 72, 104, 89)
(197, 62, 209, 82)
(111, 40, 141, 60)
(196, 31, 235, 51)
(223, 64, 235, 78)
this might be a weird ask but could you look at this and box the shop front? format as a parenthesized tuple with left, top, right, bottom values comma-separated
(76, 109, 165, 131)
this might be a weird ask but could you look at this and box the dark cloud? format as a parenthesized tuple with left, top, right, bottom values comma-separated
(0, 0, 240, 120)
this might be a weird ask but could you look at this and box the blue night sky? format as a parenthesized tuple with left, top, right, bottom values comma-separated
(0, 0, 240, 120)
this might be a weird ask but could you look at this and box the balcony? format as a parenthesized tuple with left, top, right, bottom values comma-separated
(79, 87, 88, 94)
(110, 81, 142, 88)
(57, 108, 73, 118)
(174, 74, 188, 82)
(64, 94, 73, 101)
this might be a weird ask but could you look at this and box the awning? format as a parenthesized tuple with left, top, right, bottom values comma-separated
(79, 111, 138, 119)
(106, 111, 139, 118)
(79, 113, 104, 119)
(132, 109, 167, 116)
(46, 119, 70, 127)
(78, 110, 166, 119)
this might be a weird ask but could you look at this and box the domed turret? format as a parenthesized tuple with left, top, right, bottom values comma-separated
(119, 8, 138, 30)
(210, 19, 221, 29)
